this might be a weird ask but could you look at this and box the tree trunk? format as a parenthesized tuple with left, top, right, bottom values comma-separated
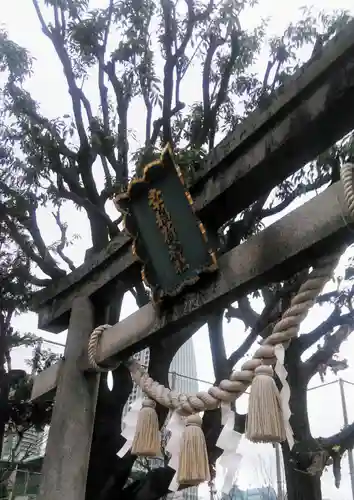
(86, 286, 134, 500)
(88, 213, 110, 253)
(0, 367, 9, 453)
(282, 445, 322, 500)
(0, 318, 9, 454)
(282, 341, 323, 500)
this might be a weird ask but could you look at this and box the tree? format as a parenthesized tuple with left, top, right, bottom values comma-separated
(0, 236, 60, 497)
(0, 1, 354, 500)
(0, 228, 38, 451)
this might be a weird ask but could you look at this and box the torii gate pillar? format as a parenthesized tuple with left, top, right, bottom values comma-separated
(37, 297, 99, 500)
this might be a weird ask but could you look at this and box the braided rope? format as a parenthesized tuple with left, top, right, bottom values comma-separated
(88, 324, 121, 372)
(88, 164, 354, 412)
(342, 163, 354, 218)
(126, 250, 342, 415)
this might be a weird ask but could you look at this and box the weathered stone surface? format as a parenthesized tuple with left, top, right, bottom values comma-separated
(31, 360, 62, 402)
(37, 297, 99, 500)
(87, 182, 352, 366)
(31, 181, 354, 401)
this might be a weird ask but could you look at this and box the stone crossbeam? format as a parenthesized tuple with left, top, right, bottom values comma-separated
(32, 19, 354, 333)
(31, 181, 354, 401)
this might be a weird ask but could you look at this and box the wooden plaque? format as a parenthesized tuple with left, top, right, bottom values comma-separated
(114, 144, 217, 304)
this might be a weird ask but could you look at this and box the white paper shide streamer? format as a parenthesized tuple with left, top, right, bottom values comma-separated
(165, 412, 185, 492)
(117, 397, 143, 457)
(216, 404, 243, 494)
(274, 344, 294, 449)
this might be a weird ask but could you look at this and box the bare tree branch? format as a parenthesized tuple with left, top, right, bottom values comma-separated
(160, 0, 175, 145)
(304, 324, 354, 382)
(261, 173, 332, 218)
(237, 296, 259, 328)
(227, 327, 259, 369)
(57, 183, 118, 237)
(0, 203, 64, 280)
(52, 207, 76, 271)
(319, 419, 354, 488)
(27, 275, 52, 287)
(298, 308, 346, 352)
(227, 273, 311, 368)
(321, 421, 354, 454)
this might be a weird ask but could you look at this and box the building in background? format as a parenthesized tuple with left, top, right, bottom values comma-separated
(126, 338, 199, 500)
(222, 485, 277, 499)
(1, 426, 44, 462)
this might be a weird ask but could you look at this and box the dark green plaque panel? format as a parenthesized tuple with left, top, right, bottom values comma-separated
(114, 144, 218, 304)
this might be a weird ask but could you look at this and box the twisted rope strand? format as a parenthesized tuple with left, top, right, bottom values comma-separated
(88, 164, 354, 414)
(126, 250, 342, 415)
(342, 162, 354, 216)
(88, 324, 121, 372)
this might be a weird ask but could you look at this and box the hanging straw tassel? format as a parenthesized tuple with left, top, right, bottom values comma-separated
(177, 414, 210, 486)
(131, 397, 161, 457)
(246, 365, 286, 443)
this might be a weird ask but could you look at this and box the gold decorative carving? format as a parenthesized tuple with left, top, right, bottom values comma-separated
(148, 188, 189, 275)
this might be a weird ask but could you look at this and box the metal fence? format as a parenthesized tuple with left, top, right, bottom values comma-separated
(0, 468, 41, 500)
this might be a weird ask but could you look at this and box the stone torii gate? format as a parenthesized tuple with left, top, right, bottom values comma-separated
(30, 21, 354, 500)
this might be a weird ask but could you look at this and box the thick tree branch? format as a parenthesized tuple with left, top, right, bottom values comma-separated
(32, 2, 100, 206)
(94, 0, 117, 175)
(47, 149, 91, 207)
(321, 422, 354, 454)
(298, 308, 346, 352)
(104, 62, 130, 182)
(237, 296, 259, 328)
(175, 0, 200, 59)
(52, 208, 76, 271)
(57, 184, 118, 238)
(304, 324, 354, 381)
(208, 311, 228, 382)
(32, 0, 51, 37)
(149, 102, 185, 147)
(25, 207, 62, 272)
(11, 92, 77, 160)
(0, 204, 64, 280)
(32, 2, 88, 148)
(319, 420, 354, 488)
(227, 327, 259, 369)
(27, 275, 52, 287)
(226, 193, 270, 250)
(201, 30, 240, 146)
(51, 35, 90, 151)
(261, 173, 332, 218)
(227, 295, 279, 368)
(52, 42, 98, 203)
(227, 276, 308, 368)
(198, 35, 224, 148)
(160, 0, 176, 144)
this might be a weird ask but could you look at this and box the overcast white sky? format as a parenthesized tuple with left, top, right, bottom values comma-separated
(2, 0, 354, 499)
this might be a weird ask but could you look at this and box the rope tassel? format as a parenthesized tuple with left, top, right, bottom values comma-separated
(246, 365, 286, 443)
(177, 414, 210, 486)
(131, 398, 161, 457)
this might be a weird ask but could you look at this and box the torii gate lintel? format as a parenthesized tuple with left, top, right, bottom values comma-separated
(29, 20, 354, 500)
